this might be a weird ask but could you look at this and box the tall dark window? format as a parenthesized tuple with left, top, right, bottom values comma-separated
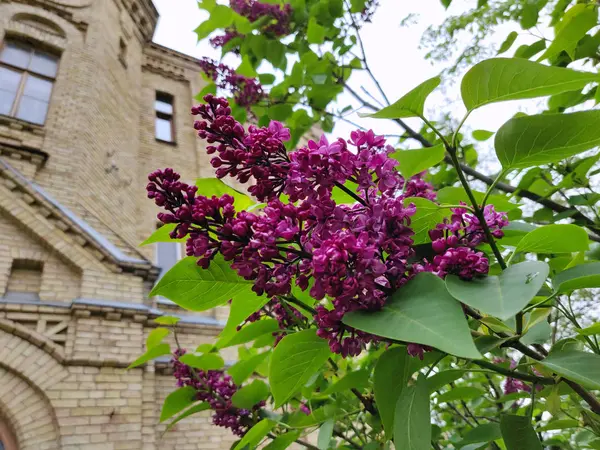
(155, 92, 175, 143)
(0, 40, 59, 125)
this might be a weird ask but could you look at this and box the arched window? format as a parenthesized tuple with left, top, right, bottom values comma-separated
(0, 39, 59, 125)
(0, 419, 17, 450)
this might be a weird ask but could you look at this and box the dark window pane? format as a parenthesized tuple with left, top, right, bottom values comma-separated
(0, 67, 21, 93)
(155, 99, 173, 115)
(156, 242, 179, 278)
(22, 75, 53, 102)
(30, 51, 59, 78)
(0, 41, 31, 69)
(155, 117, 173, 141)
(0, 90, 17, 115)
(16, 97, 49, 124)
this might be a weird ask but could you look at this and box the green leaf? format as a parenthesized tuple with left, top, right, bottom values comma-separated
(404, 197, 450, 245)
(539, 349, 600, 389)
(228, 351, 270, 384)
(160, 386, 197, 422)
(321, 370, 370, 396)
(195, 178, 254, 210)
(427, 369, 466, 392)
(480, 317, 514, 334)
(150, 256, 253, 311)
(140, 224, 184, 246)
(514, 39, 546, 59)
(231, 380, 270, 409)
(235, 419, 275, 450)
(211, 5, 234, 26)
(164, 402, 210, 432)
(307, 18, 326, 44)
(554, 262, 600, 292)
(436, 186, 518, 213)
(539, 4, 598, 61)
(513, 224, 589, 254)
(236, 56, 257, 78)
(500, 415, 542, 450)
(537, 419, 579, 431)
(498, 31, 519, 55)
(360, 77, 441, 119)
(495, 110, 600, 170)
(445, 261, 549, 320)
(344, 272, 481, 359)
(154, 315, 180, 326)
(472, 130, 495, 141)
(179, 353, 224, 371)
(392, 144, 445, 179)
(521, 320, 552, 345)
(220, 290, 270, 340)
(217, 319, 280, 348)
(394, 374, 431, 450)
(269, 330, 331, 407)
(437, 387, 485, 404)
(263, 431, 301, 450)
(457, 423, 502, 448)
(577, 323, 600, 337)
(147, 328, 169, 349)
(461, 58, 598, 111)
(128, 343, 171, 369)
(374, 347, 411, 440)
(318, 419, 334, 450)
(474, 335, 512, 354)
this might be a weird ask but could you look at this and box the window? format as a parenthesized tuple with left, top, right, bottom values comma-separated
(156, 239, 181, 280)
(0, 40, 59, 125)
(155, 92, 175, 143)
(5, 259, 43, 301)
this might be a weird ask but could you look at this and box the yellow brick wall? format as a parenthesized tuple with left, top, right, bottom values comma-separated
(0, 214, 81, 302)
(0, 0, 241, 448)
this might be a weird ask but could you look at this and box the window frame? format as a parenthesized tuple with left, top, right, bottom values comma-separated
(0, 38, 59, 126)
(155, 91, 176, 145)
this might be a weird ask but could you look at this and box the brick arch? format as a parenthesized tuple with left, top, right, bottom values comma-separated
(0, 331, 69, 450)
(1, 3, 85, 50)
(0, 367, 60, 450)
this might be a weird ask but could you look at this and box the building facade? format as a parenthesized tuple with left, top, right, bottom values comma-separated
(0, 0, 235, 448)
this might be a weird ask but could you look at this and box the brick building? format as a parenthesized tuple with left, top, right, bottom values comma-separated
(0, 0, 236, 448)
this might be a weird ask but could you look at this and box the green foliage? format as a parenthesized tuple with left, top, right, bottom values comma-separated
(461, 58, 598, 111)
(392, 144, 446, 179)
(150, 256, 254, 311)
(160, 386, 199, 422)
(344, 272, 481, 359)
(394, 374, 430, 450)
(500, 415, 543, 450)
(231, 380, 270, 409)
(374, 347, 411, 439)
(269, 330, 331, 407)
(513, 224, 589, 255)
(144, 0, 600, 446)
(495, 111, 600, 170)
(361, 77, 441, 119)
(539, 350, 600, 389)
(140, 223, 184, 246)
(445, 260, 550, 320)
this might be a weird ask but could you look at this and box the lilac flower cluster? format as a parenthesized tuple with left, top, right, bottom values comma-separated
(172, 349, 263, 436)
(210, 0, 292, 50)
(198, 58, 264, 107)
(494, 358, 543, 395)
(148, 95, 508, 359)
(424, 204, 508, 280)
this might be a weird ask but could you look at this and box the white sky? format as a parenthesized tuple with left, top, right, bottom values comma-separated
(152, 0, 542, 147)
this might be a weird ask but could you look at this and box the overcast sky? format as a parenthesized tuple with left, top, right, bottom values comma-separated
(151, 0, 540, 145)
